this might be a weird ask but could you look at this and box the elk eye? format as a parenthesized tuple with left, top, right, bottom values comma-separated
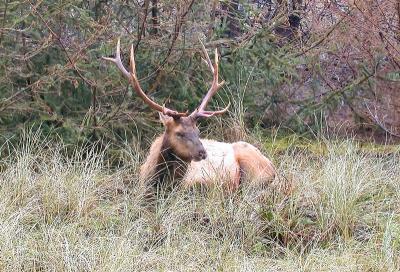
(176, 132, 185, 138)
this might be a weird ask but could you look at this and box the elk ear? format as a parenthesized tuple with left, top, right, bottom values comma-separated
(159, 112, 173, 126)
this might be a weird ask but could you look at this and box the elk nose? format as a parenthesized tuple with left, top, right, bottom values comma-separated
(198, 149, 207, 160)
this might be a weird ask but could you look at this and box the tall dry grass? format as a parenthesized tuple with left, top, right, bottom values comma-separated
(0, 126, 399, 271)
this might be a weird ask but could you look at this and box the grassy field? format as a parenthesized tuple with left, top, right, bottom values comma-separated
(0, 128, 399, 271)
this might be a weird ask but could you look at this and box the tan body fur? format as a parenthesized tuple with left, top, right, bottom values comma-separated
(140, 136, 276, 190)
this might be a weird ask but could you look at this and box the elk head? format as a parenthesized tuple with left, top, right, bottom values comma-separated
(103, 39, 229, 162)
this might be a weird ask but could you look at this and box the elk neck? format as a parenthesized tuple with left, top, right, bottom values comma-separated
(156, 132, 189, 181)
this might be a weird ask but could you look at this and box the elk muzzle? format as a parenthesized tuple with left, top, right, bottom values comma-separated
(195, 148, 207, 161)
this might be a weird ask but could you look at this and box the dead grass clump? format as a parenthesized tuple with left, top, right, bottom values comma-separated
(0, 130, 399, 271)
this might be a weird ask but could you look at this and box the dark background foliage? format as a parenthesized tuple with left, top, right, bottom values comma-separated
(1, 0, 399, 146)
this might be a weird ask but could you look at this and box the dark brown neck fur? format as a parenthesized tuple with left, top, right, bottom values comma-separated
(154, 133, 189, 186)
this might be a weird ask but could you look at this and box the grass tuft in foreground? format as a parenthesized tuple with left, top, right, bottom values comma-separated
(0, 131, 399, 271)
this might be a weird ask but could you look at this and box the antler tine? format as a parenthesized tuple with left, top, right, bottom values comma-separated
(102, 38, 131, 79)
(190, 41, 228, 119)
(199, 39, 214, 73)
(103, 39, 187, 118)
(193, 102, 231, 118)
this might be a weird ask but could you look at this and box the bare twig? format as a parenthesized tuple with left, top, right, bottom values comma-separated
(293, 12, 349, 58)
(135, 0, 150, 52)
(365, 102, 400, 138)
(146, 0, 195, 92)
(30, 2, 95, 87)
(0, 0, 8, 44)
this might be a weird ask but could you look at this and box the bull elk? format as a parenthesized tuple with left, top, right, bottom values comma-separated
(103, 39, 276, 191)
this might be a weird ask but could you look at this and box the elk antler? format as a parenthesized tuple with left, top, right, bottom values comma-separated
(102, 39, 187, 118)
(189, 41, 230, 119)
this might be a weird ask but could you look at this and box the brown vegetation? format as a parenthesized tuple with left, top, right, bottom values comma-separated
(0, 0, 399, 144)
